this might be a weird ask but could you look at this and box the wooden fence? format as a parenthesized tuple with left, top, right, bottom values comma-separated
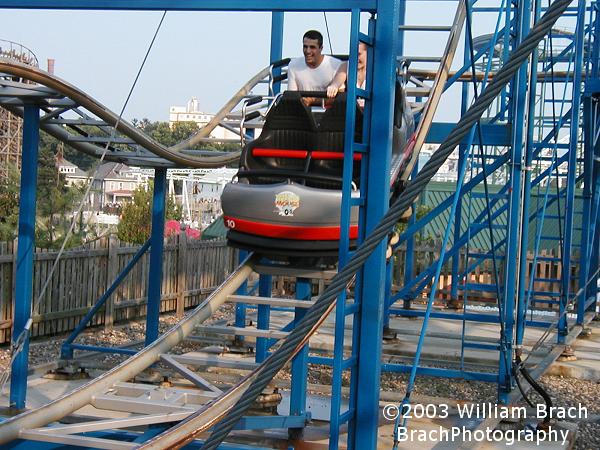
(391, 245, 578, 305)
(0, 236, 236, 344)
(0, 237, 578, 344)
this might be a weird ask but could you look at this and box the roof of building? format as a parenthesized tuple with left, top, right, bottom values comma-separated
(55, 154, 89, 178)
(95, 162, 136, 181)
(202, 215, 227, 240)
(419, 181, 582, 253)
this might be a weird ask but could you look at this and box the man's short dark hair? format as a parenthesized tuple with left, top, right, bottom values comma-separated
(303, 30, 323, 48)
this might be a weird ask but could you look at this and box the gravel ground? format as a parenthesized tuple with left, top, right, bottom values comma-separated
(0, 303, 235, 371)
(1, 308, 598, 448)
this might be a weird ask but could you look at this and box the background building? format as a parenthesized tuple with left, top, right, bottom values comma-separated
(169, 97, 239, 140)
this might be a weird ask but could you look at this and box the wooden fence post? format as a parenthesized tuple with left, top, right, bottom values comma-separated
(104, 235, 118, 329)
(176, 231, 187, 318)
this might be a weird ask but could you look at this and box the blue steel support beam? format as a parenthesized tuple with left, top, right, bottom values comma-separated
(426, 122, 511, 145)
(270, 12, 284, 95)
(499, 2, 512, 121)
(498, 0, 531, 403)
(334, 11, 362, 449)
(351, 0, 399, 447)
(560, 0, 586, 341)
(383, 259, 393, 329)
(255, 274, 272, 362)
(391, 154, 577, 307)
(515, 0, 541, 348)
(578, 95, 593, 321)
(145, 168, 167, 346)
(588, 202, 600, 312)
(585, 3, 600, 308)
(289, 277, 310, 438)
(9, 103, 39, 410)
(451, 25, 472, 307)
(62, 239, 151, 359)
(0, 0, 376, 11)
(234, 250, 248, 337)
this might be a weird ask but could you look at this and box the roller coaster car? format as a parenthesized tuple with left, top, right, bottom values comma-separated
(222, 86, 416, 256)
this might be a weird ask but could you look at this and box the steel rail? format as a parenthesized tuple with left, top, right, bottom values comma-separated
(137, 277, 351, 450)
(0, 58, 282, 167)
(400, 0, 467, 182)
(0, 255, 256, 445)
(409, 68, 583, 81)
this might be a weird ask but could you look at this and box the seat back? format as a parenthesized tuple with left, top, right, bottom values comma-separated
(314, 93, 363, 184)
(241, 92, 316, 174)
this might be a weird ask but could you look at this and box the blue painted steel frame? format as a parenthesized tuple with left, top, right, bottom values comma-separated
(10, 104, 40, 410)
(497, 0, 531, 403)
(145, 168, 167, 346)
(351, 1, 400, 448)
(392, 0, 594, 408)
(0, 0, 377, 11)
(289, 277, 310, 436)
(330, 11, 363, 449)
(580, 3, 600, 318)
(515, 0, 542, 350)
(560, 0, 586, 342)
(6, 2, 599, 449)
(255, 274, 272, 362)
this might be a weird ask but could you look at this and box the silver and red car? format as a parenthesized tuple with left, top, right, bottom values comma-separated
(222, 88, 415, 256)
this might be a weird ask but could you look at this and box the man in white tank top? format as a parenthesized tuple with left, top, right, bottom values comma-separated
(287, 30, 341, 104)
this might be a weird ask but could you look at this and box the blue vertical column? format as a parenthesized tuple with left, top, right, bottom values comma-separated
(234, 250, 248, 337)
(270, 11, 284, 96)
(336, 11, 362, 449)
(588, 197, 600, 313)
(584, 4, 600, 315)
(560, 0, 585, 336)
(452, 31, 471, 308)
(145, 168, 167, 346)
(289, 277, 311, 438)
(578, 95, 593, 321)
(351, 0, 400, 448)
(516, 0, 542, 346)
(10, 104, 40, 410)
(383, 261, 393, 329)
(255, 274, 272, 362)
(499, 0, 531, 403)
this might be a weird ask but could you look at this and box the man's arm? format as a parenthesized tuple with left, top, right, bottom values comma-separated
(287, 66, 298, 90)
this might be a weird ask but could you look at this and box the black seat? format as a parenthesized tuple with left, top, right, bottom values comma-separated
(313, 93, 363, 186)
(241, 91, 316, 176)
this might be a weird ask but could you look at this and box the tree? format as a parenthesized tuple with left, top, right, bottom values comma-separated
(117, 183, 182, 244)
(35, 145, 86, 249)
(395, 204, 434, 244)
(0, 163, 20, 241)
(132, 119, 240, 152)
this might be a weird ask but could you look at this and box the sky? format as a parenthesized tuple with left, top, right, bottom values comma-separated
(0, 9, 359, 122)
(0, 3, 579, 124)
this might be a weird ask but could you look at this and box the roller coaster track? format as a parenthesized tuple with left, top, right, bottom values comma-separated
(0, 57, 283, 168)
(0, 256, 256, 446)
(0, 1, 525, 447)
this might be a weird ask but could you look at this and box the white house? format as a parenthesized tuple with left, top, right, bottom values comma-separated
(169, 97, 239, 141)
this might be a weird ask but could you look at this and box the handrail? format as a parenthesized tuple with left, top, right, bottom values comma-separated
(399, 0, 467, 181)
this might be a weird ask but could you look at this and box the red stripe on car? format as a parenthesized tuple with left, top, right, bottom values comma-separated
(223, 216, 358, 240)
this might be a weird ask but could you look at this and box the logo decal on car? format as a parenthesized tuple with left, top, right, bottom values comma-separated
(275, 191, 300, 217)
